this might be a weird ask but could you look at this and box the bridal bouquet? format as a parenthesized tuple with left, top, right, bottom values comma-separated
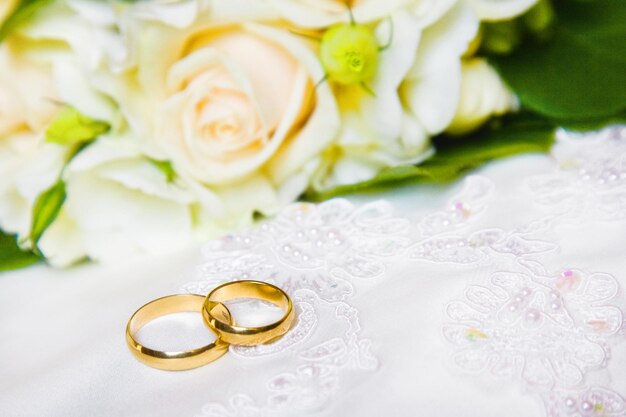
(0, 0, 624, 269)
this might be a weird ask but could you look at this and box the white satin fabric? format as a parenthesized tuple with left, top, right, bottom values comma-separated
(1, 127, 625, 417)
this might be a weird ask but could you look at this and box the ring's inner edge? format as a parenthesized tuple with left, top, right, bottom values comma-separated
(208, 282, 289, 326)
(130, 295, 205, 335)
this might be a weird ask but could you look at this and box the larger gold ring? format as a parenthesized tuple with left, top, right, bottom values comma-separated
(202, 280, 295, 346)
(126, 294, 231, 371)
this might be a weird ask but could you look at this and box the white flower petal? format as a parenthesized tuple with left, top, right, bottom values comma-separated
(469, 0, 538, 20)
(38, 212, 86, 267)
(411, 0, 458, 28)
(269, 0, 410, 28)
(404, 1, 479, 134)
(447, 58, 519, 135)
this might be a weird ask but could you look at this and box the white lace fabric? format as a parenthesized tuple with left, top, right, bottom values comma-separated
(1, 127, 625, 417)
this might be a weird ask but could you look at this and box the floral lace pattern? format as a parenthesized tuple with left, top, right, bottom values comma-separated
(527, 127, 626, 221)
(441, 128, 626, 417)
(184, 199, 409, 416)
(444, 267, 621, 389)
(184, 127, 626, 417)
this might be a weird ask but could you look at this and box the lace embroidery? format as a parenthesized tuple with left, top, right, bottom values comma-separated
(186, 199, 404, 415)
(443, 267, 623, 390)
(544, 387, 626, 417)
(441, 127, 626, 417)
(527, 127, 626, 221)
(185, 127, 626, 417)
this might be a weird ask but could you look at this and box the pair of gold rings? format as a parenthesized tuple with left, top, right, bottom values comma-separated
(125, 280, 295, 371)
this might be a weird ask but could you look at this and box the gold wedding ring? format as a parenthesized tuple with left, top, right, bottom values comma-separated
(126, 294, 232, 371)
(202, 280, 295, 346)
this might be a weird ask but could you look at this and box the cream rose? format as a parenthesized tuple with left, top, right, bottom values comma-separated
(447, 58, 519, 135)
(106, 19, 340, 214)
(155, 30, 312, 185)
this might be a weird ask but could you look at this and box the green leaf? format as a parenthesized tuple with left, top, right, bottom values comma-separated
(490, 0, 626, 122)
(0, 0, 53, 42)
(304, 113, 556, 201)
(0, 230, 40, 272)
(148, 158, 177, 183)
(45, 107, 110, 146)
(30, 179, 66, 251)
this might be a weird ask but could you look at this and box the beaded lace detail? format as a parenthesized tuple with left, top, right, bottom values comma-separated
(185, 127, 626, 416)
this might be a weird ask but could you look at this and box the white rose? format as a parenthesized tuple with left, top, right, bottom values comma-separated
(60, 0, 279, 73)
(102, 18, 340, 216)
(0, 5, 113, 238)
(37, 136, 200, 266)
(0, 4, 126, 265)
(0, 134, 66, 239)
(468, 0, 539, 20)
(270, 0, 411, 28)
(313, 3, 479, 191)
(312, 11, 427, 190)
(37, 132, 292, 266)
(446, 58, 519, 135)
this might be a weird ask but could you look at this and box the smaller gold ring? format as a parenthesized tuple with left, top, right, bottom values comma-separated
(202, 280, 295, 346)
(126, 294, 231, 371)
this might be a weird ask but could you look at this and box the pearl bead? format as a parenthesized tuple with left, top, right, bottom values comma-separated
(521, 288, 532, 297)
(564, 397, 576, 410)
(334, 239, 342, 245)
(293, 251, 300, 257)
(315, 240, 323, 247)
(514, 295, 524, 303)
(309, 228, 318, 235)
(243, 238, 251, 244)
(296, 232, 304, 238)
(302, 255, 310, 261)
(443, 220, 450, 226)
(508, 302, 519, 313)
(525, 309, 541, 322)
(283, 245, 291, 252)
(580, 400, 594, 414)
(551, 301, 561, 310)
(327, 231, 336, 239)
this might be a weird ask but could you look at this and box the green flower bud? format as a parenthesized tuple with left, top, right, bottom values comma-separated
(320, 24, 379, 86)
(523, 0, 555, 41)
(480, 21, 522, 55)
